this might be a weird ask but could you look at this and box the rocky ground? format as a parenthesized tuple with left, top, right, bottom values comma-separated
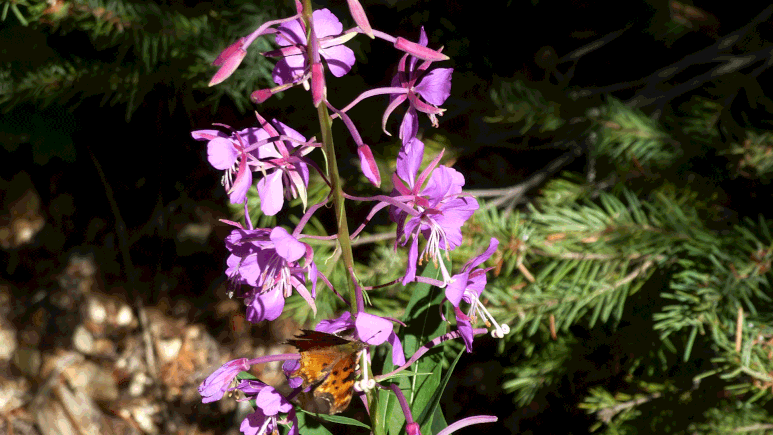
(0, 170, 310, 435)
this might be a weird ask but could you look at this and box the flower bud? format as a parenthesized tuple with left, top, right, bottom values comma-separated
(209, 38, 247, 86)
(394, 37, 449, 62)
(347, 0, 373, 38)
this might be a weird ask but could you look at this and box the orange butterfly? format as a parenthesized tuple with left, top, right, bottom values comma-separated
(287, 330, 365, 414)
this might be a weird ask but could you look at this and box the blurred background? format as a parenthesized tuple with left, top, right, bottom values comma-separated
(2, 0, 773, 434)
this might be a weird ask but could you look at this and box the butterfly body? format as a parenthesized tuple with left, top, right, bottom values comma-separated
(287, 330, 365, 414)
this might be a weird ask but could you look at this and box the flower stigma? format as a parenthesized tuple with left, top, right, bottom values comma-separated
(354, 350, 376, 392)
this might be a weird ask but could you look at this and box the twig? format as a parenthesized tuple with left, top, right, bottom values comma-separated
(627, 5, 773, 107)
(536, 251, 667, 262)
(735, 306, 743, 352)
(556, 259, 657, 306)
(607, 259, 655, 291)
(555, 24, 634, 83)
(32, 353, 82, 407)
(597, 392, 662, 423)
(734, 423, 773, 432)
(628, 47, 773, 109)
(468, 136, 588, 210)
(569, 6, 773, 104)
(352, 232, 396, 246)
(88, 147, 171, 428)
(302, 231, 396, 247)
(559, 25, 633, 64)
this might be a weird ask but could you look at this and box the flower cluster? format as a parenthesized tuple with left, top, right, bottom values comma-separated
(223, 223, 318, 323)
(193, 114, 317, 215)
(194, 2, 506, 434)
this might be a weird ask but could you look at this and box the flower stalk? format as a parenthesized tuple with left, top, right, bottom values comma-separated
(300, 0, 382, 432)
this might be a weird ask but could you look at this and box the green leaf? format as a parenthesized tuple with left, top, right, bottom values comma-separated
(298, 409, 372, 430)
(11, 4, 28, 26)
(417, 349, 464, 434)
(409, 358, 442, 431)
(683, 324, 698, 362)
(430, 406, 448, 434)
(392, 261, 449, 434)
(402, 261, 447, 354)
(374, 351, 399, 435)
(295, 411, 333, 435)
(378, 261, 448, 435)
(236, 371, 257, 381)
(384, 387, 404, 435)
(375, 371, 433, 382)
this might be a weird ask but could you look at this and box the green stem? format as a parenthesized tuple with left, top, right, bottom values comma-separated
(300, 2, 382, 433)
(315, 99, 357, 313)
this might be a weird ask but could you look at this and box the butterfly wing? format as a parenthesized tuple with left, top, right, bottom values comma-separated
(291, 346, 346, 386)
(302, 348, 362, 414)
(287, 330, 364, 414)
(287, 330, 352, 351)
(288, 330, 353, 386)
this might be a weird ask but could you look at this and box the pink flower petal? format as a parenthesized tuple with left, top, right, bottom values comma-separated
(257, 171, 284, 216)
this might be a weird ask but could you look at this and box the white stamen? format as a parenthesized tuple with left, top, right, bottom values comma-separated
(221, 160, 239, 190)
(465, 291, 509, 339)
(416, 219, 455, 285)
(257, 416, 273, 435)
(438, 257, 453, 284)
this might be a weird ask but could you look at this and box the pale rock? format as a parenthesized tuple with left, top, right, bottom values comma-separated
(72, 324, 95, 354)
(128, 372, 149, 397)
(131, 403, 159, 434)
(87, 297, 107, 324)
(0, 322, 18, 362)
(116, 305, 134, 327)
(156, 337, 182, 363)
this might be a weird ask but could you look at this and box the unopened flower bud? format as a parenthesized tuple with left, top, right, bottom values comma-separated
(394, 37, 449, 62)
(210, 38, 248, 86)
(311, 62, 326, 107)
(347, 0, 373, 38)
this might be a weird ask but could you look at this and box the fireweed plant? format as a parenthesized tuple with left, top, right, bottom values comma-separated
(195, 1, 507, 434)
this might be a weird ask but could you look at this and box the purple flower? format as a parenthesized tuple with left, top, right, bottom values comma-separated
(192, 116, 315, 215)
(192, 127, 255, 204)
(382, 27, 453, 145)
(390, 140, 478, 285)
(316, 311, 406, 366)
(445, 238, 498, 307)
(237, 380, 298, 435)
(198, 358, 250, 403)
(266, 9, 356, 86)
(444, 238, 508, 352)
(282, 359, 303, 389)
(225, 224, 317, 322)
(456, 317, 475, 354)
(251, 114, 315, 216)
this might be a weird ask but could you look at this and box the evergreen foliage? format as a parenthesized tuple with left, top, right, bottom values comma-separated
(469, 47, 773, 434)
(3, 1, 773, 433)
(1, 0, 280, 121)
